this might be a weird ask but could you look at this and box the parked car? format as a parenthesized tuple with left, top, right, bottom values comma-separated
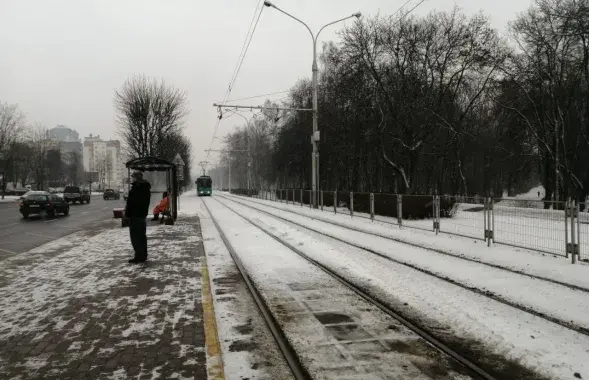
(19, 191, 69, 219)
(103, 189, 120, 200)
(63, 186, 91, 204)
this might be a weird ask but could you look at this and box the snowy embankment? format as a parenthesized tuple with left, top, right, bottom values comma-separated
(214, 195, 589, 380)
(179, 196, 293, 380)
(224, 193, 589, 289)
(198, 196, 479, 379)
(0, 219, 204, 380)
(0, 196, 19, 203)
(221, 194, 589, 332)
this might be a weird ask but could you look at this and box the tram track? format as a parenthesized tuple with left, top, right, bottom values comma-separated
(222, 193, 589, 294)
(205, 196, 497, 380)
(201, 198, 311, 380)
(218, 193, 589, 337)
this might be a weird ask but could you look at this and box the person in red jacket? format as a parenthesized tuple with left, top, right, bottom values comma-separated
(152, 191, 168, 221)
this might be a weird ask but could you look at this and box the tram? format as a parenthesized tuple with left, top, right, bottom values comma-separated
(196, 175, 212, 196)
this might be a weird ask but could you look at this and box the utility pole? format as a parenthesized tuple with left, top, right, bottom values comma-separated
(262, 1, 361, 207)
(205, 149, 247, 194)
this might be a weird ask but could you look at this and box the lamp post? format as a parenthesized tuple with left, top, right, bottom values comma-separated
(263, 1, 361, 208)
(224, 110, 258, 195)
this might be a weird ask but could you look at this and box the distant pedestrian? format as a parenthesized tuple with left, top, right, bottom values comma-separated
(124, 171, 151, 263)
(538, 191, 540, 198)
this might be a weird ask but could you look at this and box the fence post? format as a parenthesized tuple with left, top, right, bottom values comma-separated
(434, 195, 440, 235)
(432, 195, 438, 233)
(370, 193, 374, 221)
(491, 198, 495, 244)
(484, 197, 488, 241)
(300, 189, 303, 207)
(572, 200, 577, 264)
(486, 197, 494, 247)
(565, 199, 570, 259)
(334, 191, 337, 214)
(309, 190, 312, 209)
(397, 195, 403, 227)
(320, 190, 324, 211)
(350, 192, 354, 217)
(577, 201, 581, 262)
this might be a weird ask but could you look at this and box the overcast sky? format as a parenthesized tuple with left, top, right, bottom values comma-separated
(0, 0, 531, 176)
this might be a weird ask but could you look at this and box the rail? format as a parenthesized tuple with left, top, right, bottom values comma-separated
(210, 195, 497, 380)
(201, 198, 311, 380)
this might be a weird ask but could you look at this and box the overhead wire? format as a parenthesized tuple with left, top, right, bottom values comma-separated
(205, 0, 265, 162)
(402, 0, 428, 18)
(224, 90, 290, 103)
(206, 0, 427, 164)
(390, 0, 419, 18)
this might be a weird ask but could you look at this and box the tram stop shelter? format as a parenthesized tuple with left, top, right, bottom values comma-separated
(125, 156, 179, 222)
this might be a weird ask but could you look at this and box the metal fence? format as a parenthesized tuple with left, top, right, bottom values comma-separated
(233, 189, 587, 265)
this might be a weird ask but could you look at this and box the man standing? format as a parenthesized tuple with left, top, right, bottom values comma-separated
(125, 171, 151, 263)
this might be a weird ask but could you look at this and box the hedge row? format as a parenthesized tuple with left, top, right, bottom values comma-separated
(273, 190, 457, 220)
(230, 189, 259, 196)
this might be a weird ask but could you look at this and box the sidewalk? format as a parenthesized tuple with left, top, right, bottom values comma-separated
(0, 216, 208, 380)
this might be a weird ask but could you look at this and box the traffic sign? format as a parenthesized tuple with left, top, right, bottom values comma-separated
(173, 153, 185, 167)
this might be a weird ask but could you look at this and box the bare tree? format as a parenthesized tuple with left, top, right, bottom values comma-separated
(0, 102, 26, 197)
(27, 125, 51, 191)
(93, 151, 113, 188)
(115, 75, 188, 158)
(156, 130, 193, 187)
(65, 151, 84, 185)
(0, 102, 25, 158)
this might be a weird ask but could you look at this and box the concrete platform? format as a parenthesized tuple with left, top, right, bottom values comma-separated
(0, 216, 210, 380)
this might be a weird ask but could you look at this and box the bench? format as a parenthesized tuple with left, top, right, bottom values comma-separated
(157, 199, 174, 225)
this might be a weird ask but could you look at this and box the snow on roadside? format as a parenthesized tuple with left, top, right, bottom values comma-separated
(203, 198, 479, 379)
(0, 222, 200, 339)
(221, 195, 589, 332)
(226, 194, 589, 290)
(221, 197, 589, 380)
(183, 195, 293, 380)
(0, 196, 19, 203)
(0, 217, 204, 379)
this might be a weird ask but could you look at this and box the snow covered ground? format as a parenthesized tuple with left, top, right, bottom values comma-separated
(264, 190, 589, 258)
(219, 194, 589, 333)
(0, 192, 103, 203)
(180, 197, 294, 380)
(188, 193, 589, 380)
(0, 218, 206, 379)
(0, 196, 19, 203)
(230, 193, 589, 289)
(192, 195, 480, 379)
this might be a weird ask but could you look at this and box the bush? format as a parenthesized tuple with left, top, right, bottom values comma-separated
(373, 194, 457, 219)
(275, 190, 457, 219)
(231, 188, 259, 197)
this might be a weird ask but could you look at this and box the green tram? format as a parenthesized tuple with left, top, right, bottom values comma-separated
(196, 175, 212, 196)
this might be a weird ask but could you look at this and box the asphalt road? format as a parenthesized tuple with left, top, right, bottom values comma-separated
(0, 195, 125, 256)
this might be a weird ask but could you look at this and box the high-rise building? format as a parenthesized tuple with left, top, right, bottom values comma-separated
(48, 125, 79, 142)
(83, 134, 125, 188)
(47, 125, 82, 163)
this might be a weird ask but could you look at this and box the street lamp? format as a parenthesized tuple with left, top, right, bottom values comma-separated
(224, 110, 260, 196)
(264, 1, 361, 208)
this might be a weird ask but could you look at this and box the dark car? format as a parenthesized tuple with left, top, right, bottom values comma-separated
(63, 186, 91, 204)
(103, 189, 120, 200)
(19, 191, 70, 219)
